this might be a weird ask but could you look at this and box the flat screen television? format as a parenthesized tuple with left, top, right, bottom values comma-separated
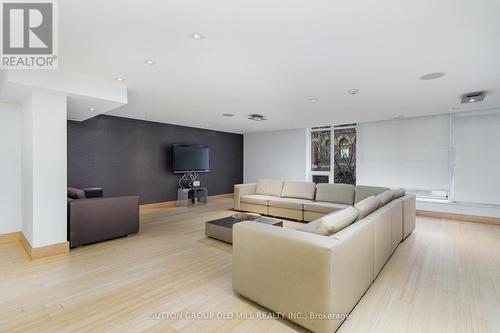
(172, 144, 211, 173)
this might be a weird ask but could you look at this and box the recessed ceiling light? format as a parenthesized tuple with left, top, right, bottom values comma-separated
(145, 59, 156, 65)
(308, 97, 318, 103)
(222, 113, 234, 117)
(115, 77, 125, 82)
(461, 91, 486, 104)
(191, 33, 204, 40)
(348, 89, 360, 95)
(420, 72, 445, 80)
(88, 107, 96, 112)
(248, 114, 266, 121)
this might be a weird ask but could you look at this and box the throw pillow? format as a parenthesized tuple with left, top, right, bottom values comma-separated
(67, 187, 86, 199)
(392, 188, 406, 199)
(354, 196, 380, 220)
(314, 207, 359, 236)
(377, 190, 394, 207)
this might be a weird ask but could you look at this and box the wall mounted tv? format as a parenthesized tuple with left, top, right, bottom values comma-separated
(172, 145, 211, 173)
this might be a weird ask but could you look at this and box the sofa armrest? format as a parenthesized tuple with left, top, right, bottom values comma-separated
(402, 193, 416, 239)
(233, 183, 257, 210)
(68, 195, 139, 247)
(233, 222, 341, 333)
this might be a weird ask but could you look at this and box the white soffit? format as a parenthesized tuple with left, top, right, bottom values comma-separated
(0, 70, 128, 121)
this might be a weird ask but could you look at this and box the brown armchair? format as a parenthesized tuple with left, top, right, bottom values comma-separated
(67, 187, 139, 248)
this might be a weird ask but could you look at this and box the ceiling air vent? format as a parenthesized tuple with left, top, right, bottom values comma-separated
(248, 114, 267, 121)
(461, 91, 486, 104)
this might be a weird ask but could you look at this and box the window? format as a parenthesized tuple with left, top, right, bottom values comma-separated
(452, 111, 500, 205)
(356, 114, 450, 200)
(339, 138, 349, 158)
(309, 125, 357, 185)
(333, 127, 356, 185)
(312, 175, 330, 184)
(311, 129, 331, 172)
(347, 110, 500, 204)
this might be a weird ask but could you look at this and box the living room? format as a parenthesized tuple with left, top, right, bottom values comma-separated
(1, 1, 499, 332)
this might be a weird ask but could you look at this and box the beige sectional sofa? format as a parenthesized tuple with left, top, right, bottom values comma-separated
(235, 180, 317, 220)
(232, 179, 416, 333)
(234, 179, 391, 222)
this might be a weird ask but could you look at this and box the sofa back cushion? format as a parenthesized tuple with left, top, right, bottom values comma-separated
(68, 187, 86, 199)
(391, 188, 406, 199)
(354, 185, 389, 204)
(314, 207, 359, 236)
(315, 183, 355, 205)
(377, 190, 394, 207)
(354, 196, 380, 220)
(281, 181, 316, 200)
(256, 179, 284, 197)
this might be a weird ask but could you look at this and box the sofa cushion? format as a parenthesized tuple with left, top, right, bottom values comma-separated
(240, 194, 276, 206)
(377, 190, 394, 206)
(239, 202, 269, 215)
(314, 207, 359, 236)
(315, 183, 355, 205)
(303, 201, 350, 214)
(256, 179, 284, 196)
(268, 197, 313, 210)
(354, 185, 389, 204)
(392, 188, 406, 199)
(281, 181, 316, 200)
(68, 187, 86, 199)
(354, 196, 380, 220)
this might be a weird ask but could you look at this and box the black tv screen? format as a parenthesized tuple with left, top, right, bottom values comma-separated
(173, 145, 211, 173)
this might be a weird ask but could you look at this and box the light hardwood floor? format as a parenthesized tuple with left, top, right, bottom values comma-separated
(1, 199, 499, 333)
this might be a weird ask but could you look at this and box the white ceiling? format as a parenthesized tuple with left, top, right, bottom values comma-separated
(59, 0, 500, 133)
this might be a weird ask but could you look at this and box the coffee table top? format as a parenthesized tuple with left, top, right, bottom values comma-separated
(206, 216, 282, 229)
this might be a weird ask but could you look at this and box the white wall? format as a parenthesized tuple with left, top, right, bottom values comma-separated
(244, 128, 308, 183)
(0, 103, 22, 234)
(21, 92, 67, 247)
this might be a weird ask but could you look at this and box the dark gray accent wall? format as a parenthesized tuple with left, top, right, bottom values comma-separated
(68, 115, 243, 205)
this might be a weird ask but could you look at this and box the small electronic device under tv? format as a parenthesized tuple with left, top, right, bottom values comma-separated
(172, 144, 211, 173)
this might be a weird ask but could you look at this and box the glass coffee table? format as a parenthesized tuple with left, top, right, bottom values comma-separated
(205, 215, 283, 244)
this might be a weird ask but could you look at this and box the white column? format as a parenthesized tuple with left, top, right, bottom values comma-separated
(21, 91, 67, 248)
(0, 103, 22, 234)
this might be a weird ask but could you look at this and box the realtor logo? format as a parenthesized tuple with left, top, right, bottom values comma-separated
(1, 0, 58, 69)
